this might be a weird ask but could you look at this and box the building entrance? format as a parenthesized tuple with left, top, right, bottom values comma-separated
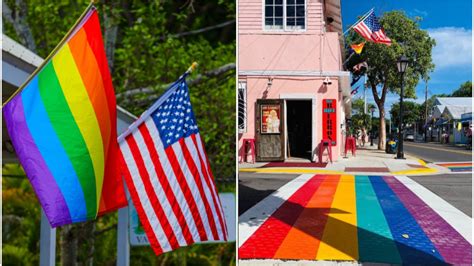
(286, 100, 312, 160)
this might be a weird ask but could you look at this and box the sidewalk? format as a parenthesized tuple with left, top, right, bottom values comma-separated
(239, 144, 444, 176)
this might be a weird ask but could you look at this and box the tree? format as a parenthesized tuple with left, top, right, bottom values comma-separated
(350, 98, 376, 134)
(389, 101, 422, 129)
(451, 81, 472, 97)
(346, 11, 435, 149)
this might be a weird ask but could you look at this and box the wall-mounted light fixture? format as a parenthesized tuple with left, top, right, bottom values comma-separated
(267, 77, 273, 86)
(323, 76, 332, 85)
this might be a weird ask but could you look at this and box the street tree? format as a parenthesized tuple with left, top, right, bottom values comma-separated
(389, 101, 422, 129)
(351, 98, 376, 115)
(451, 81, 472, 97)
(350, 98, 376, 134)
(346, 11, 435, 149)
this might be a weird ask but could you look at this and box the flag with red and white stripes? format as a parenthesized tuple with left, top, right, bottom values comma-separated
(353, 11, 391, 46)
(118, 78, 228, 255)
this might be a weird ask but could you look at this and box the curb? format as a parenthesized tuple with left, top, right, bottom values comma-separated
(239, 157, 440, 176)
(239, 168, 345, 175)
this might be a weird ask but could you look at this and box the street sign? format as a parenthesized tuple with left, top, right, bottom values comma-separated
(129, 193, 236, 246)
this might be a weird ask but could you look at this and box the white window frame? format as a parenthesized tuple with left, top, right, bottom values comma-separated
(238, 81, 247, 133)
(262, 0, 307, 32)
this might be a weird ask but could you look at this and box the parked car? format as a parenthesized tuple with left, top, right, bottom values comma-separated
(404, 133, 414, 141)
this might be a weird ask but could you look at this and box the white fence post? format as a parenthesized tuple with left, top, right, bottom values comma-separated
(39, 210, 56, 266)
(116, 206, 130, 266)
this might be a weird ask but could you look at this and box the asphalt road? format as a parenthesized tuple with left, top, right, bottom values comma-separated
(238, 172, 298, 215)
(411, 173, 471, 217)
(403, 141, 472, 162)
(239, 171, 472, 218)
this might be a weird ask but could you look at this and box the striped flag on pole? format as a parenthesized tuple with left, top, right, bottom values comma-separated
(118, 77, 228, 255)
(353, 10, 391, 46)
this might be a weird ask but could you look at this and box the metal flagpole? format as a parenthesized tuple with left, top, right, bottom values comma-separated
(341, 8, 374, 37)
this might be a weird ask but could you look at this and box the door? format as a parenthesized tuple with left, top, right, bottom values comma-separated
(256, 99, 285, 161)
(287, 100, 312, 160)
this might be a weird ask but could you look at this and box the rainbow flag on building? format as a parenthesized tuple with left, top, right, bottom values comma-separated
(3, 7, 126, 227)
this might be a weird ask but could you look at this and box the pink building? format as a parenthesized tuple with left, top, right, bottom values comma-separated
(238, 0, 351, 162)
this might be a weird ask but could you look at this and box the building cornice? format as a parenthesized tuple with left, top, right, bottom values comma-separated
(238, 70, 350, 77)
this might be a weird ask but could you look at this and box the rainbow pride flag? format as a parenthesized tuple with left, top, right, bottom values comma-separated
(350, 42, 365, 54)
(239, 174, 471, 265)
(3, 7, 126, 227)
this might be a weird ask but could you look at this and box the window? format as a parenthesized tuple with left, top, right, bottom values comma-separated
(238, 81, 247, 133)
(286, 0, 305, 29)
(265, 0, 284, 29)
(264, 0, 305, 30)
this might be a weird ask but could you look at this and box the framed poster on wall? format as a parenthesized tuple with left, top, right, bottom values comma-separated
(261, 104, 281, 134)
(322, 99, 337, 146)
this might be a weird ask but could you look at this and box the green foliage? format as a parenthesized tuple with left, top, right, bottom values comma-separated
(347, 11, 435, 99)
(346, 11, 435, 148)
(451, 81, 472, 97)
(389, 101, 422, 127)
(2, 165, 41, 265)
(2, 244, 36, 266)
(350, 98, 376, 134)
(3, 0, 235, 264)
(351, 98, 373, 114)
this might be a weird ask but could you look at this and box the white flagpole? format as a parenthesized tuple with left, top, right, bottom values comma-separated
(341, 8, 374, 36)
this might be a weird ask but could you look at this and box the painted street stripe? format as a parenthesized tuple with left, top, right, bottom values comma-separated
(238, 174, 472, 263)
(394, 175, 472, 244)
(436, 162, 472, 166)
(238, 174, 314, 247)
(274, 175, 339, 260)
(385, 176, 471, 265)
(239, 175, 324, 259)
(316, 175, 358, 261)
(449, 167, 472, 172)
(370, 176, 445, 264)
(355, 176, 401, 264)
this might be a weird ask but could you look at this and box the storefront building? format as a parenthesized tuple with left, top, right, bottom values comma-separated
(441, 105, 472, 144)
(427, 97, 471, 144)
(238, 0, 351, 162)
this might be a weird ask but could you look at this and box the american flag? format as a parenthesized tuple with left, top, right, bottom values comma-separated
(353, 11, 391, 46)
(119, 79, 228, 255)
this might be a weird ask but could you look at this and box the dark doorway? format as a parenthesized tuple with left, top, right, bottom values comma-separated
(286, 100, 312, 160)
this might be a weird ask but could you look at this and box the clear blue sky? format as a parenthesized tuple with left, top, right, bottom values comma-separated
(341, 0, 472, 116)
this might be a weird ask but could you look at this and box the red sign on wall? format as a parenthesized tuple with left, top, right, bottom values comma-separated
(322, 99, 337, 146)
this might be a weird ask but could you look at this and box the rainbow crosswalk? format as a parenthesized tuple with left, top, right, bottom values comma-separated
(238, 174, 472, 264)
(435, 162, 472, 172)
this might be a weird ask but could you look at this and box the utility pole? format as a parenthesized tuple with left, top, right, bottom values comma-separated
(424, 77, 428, 142)
(364, 74, 367, 114)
